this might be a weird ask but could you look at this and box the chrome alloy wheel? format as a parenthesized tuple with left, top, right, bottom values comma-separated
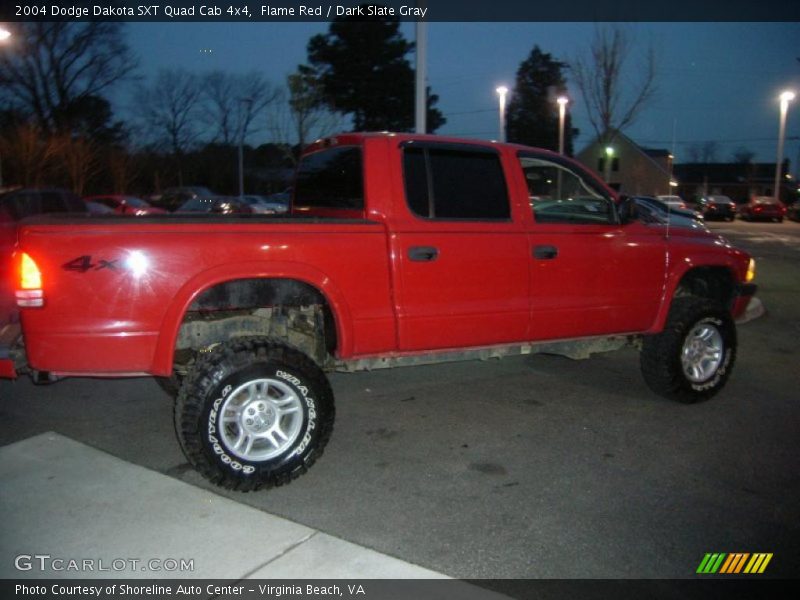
(219, 378, 304, 461)
(681, 323, 724, 383)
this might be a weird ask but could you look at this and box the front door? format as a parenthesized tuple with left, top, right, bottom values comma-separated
(517, 152, 667, 340)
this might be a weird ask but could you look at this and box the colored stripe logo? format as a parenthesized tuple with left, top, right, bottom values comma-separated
(697, 553, 773, 574)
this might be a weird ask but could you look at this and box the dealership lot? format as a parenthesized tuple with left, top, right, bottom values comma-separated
(1, 219, 799, 579)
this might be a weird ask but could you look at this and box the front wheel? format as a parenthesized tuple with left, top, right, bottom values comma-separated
(175, 338, 334, 491)
(640, 297, 736, 403)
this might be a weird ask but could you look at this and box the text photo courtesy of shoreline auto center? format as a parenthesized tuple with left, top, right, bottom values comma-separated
(0, 1, 799, 598)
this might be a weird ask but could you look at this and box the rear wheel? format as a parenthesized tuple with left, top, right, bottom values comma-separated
(640, 297, 736, 403)
(175, 337, 334, 491)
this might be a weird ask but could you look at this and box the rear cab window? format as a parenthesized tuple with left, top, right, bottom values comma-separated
(292, 145, 364, 218)
(402, 143, 510, 220)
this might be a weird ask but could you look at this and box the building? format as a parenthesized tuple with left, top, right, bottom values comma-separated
(673, 160, 794, 204)
(575, 131, 675, 196)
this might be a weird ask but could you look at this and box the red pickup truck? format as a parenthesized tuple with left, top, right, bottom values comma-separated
(2, 133, 756, 491)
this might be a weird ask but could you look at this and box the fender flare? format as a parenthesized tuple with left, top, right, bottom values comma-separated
(150, 260, 353, 375)
(650, 257, 740, 333)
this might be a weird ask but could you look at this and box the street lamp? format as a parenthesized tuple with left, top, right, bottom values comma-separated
(496, 86, 509, 143)
(556, 96, 569, 155)
(604, 146, 615, 183)
(773, 90, 795, 203)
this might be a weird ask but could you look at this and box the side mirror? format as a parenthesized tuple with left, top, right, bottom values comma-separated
(617, 195, 638, 224)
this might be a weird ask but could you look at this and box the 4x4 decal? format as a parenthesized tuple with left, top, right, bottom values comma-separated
(63, 255, 119, 272)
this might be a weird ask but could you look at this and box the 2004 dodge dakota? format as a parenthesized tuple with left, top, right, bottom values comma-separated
(1, 133, 757, 490)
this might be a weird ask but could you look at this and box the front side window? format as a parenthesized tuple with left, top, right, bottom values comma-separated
(403, 145, 510, 220)
(294, 146, 363, 210)
(519, 155, 615, 225)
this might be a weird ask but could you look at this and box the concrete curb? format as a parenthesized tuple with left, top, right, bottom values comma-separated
(0, 432, 452, 581)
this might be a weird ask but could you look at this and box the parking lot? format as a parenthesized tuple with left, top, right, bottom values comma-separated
(1, 219, 799, 580)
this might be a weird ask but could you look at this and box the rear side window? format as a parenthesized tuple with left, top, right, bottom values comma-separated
(294, 146, 363, 210)
(403, 146, 510, 220)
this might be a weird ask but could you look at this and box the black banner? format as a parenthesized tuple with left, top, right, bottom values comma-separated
(2, 0, 800, 22)
(3, 579, 800, 600)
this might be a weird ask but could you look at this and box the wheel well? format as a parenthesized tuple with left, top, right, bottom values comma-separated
(172, 278, 337, 372)
(674, 267, 736, 309)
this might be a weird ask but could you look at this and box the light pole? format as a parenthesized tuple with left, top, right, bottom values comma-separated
(238, 97, 253, 199)
(496, 86, 509, 143)
(773, 90, 795, 203)
(556, 96, 568, 155)
(414, 3, 427, 134)
(0, 26, 11, 188)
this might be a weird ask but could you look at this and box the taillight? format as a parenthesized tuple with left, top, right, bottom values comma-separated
(16, 252, 44, 307)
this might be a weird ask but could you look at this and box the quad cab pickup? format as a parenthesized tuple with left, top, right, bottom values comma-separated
(1, 133, 757, 491)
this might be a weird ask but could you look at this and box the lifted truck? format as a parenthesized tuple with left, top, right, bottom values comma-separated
(1, 133, 757, 491)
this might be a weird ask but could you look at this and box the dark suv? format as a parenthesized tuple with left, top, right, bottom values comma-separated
(150, 186, 217, 212)
(697, 195, 737, 221)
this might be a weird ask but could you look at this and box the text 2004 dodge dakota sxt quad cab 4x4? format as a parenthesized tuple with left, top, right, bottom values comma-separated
(1, 133, 757, 491)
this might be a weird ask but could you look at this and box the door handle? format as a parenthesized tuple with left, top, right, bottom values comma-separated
(408, 246, 439, 262)
(533, 245, 558, 260)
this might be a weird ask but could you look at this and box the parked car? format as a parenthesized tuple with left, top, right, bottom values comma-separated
(655, 194, 688, 210)
(1, 187, 87, 272)
(738, 196, 786, 222)
(177, 196, 253, 215)
(697, 195, 736, 221)
(241, 194, 289, 215)
(83, 194, 166, 216)
(633, 196, 708, 231)
(151, 186, 217, 212)
(787, 200, 800, 222)
(84, 201, 116, 215)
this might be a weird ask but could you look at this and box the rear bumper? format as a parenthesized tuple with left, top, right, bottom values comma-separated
(0, 323, 23, 379)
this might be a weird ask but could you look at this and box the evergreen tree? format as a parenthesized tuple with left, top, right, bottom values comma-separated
(304, 13, 445, 133)
(506, 46, 575, 154)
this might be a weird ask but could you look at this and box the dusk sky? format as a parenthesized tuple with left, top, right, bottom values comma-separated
(124, 21, 800, 171)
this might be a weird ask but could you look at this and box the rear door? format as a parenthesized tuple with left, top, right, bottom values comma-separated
(391, 142, 529, 351)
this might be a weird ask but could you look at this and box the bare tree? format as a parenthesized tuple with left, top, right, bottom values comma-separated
(0, 22, 137, 134)
(571, 25, 656, 144)
(268, 70, 344, 163)
(108, 147, 136, 194)
(731, 147, 755, 163)
(1, 124, 58, 186)
(53, 134, 100, 195)
(135, 69, 203, 185)
(202, 71, 280, 145)
(687, 141, 719, 163)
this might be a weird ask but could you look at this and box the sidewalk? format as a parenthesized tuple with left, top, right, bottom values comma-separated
(0, 432, 452, 580)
